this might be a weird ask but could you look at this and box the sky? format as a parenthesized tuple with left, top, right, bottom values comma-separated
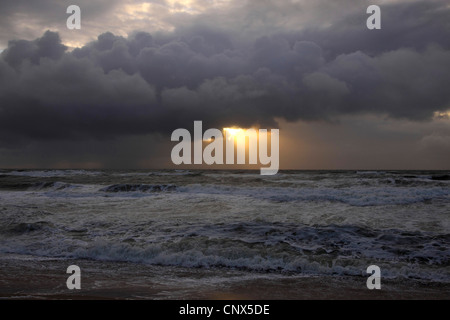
(0, 0, 449, 170)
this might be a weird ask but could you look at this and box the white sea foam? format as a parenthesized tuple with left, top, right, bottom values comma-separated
(1, 235, 448, 282)
(177, 184, 449, 206)
(0, 170, 448, 284)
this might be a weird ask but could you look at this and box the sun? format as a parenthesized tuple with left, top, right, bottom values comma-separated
(223, 127, 244, 141)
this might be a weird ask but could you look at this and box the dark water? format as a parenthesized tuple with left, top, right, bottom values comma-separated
(0, 169, 449, 285)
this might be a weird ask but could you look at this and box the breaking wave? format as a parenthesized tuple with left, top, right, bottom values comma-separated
(1, 222, 449, 282)
(100, 184, 177, 193)
(178, 184, 450, 206)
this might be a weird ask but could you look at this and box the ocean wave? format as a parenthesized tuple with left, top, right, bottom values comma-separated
(2, 179, 447, 206)
(153, 170, 203, 177)
(179, 184, 450, 206)
(356, 171, 387, 175)
(1, 222, 448, 282)
(3, 170, 102, 178)
(3, 238, 448, 282)
(6, 221, 54, 234)
(100, 184, 177, 193)
(431, 175, 450, 181)
(28, 181, 78, 191)
(111, 170, 202, 177)
(0, 181, 80, 191)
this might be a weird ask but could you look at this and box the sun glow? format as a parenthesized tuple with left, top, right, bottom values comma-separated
(223, 127, 247, 141)
(434, 111, 450, 120)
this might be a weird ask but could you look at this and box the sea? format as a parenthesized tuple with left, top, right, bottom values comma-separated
(0, 169, 449, 299)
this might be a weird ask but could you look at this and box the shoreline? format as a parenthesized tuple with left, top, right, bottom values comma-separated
(0, 254, 448, 300)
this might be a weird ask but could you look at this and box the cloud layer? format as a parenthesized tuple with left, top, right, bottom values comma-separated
(0, 0, 449, 168)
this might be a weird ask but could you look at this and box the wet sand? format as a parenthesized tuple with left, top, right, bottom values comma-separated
(0, 254, 448, 300)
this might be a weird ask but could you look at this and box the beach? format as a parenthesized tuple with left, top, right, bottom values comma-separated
(1, 253, 449, 300)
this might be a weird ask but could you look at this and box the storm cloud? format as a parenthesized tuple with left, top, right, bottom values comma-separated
(0, 0, 449, 168)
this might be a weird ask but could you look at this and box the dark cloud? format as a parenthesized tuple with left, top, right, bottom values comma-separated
(3, 30, 67, 69)
(283, 1, 450, 60)
(0, 0, 449, 152)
